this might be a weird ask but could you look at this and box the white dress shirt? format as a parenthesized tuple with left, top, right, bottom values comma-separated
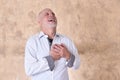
(24, 31, 80, 80)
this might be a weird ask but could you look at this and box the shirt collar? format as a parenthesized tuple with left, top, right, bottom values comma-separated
(38, 31, 59, 38)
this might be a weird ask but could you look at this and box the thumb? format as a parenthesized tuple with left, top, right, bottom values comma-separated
(61, 43, 66, 47)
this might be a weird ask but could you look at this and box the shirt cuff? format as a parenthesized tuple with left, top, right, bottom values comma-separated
(45, 56, 55, 71)
(66, 54, 75, 68)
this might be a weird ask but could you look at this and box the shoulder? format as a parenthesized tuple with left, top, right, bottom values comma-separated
(57, 33, 73, 43)
(26, 33, 39, 44)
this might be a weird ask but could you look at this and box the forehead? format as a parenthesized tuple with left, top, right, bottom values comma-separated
(40, 9, 54, 15)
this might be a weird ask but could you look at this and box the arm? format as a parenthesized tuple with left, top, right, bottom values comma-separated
(67, 40, 80, 69)
(52, 42, 80, 69)
(24, 38, 54, 76)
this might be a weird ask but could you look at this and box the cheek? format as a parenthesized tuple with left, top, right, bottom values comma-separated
(43, 18, 49, 23)
(41, 19, 47, 24)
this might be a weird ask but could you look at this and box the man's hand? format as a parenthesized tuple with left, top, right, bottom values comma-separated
(59, 44, 71, 60)
(50, 44, 61, 60)
(50, 44, 71, 61)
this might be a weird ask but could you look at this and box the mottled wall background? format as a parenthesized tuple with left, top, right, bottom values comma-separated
(0, 0, 120, 80)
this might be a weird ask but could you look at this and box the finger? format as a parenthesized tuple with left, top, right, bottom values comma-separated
(55, 44, 61, 47)
(61, 43, 66, 47)
(52, 44, 61, 51)
(59, 45, 64, 49)
(53, 44, 61, 48)
(52, 44, 56, 47)
(51, 44, 59, 49)
(53, 48, 60, 53)
(51, 49, 60, 55)
(54, 45, 61, 51)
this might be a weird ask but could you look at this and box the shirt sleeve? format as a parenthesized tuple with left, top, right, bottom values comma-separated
(45, 56, 55, 71)
(66, 54, 75, 67)
(24, 37, 53, 76)
(66, 39, 80, 69)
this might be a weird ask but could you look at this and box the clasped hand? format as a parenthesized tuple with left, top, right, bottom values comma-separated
(50, 43, 70, 60)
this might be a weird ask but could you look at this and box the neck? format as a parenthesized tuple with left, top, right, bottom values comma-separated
(48, 32, 55, 39)
(42, 29, 56, 39)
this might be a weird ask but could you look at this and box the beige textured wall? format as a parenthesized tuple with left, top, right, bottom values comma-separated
(0, 0, 120, 80)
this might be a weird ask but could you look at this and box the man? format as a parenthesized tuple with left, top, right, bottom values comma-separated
(24, 8, 80, 80)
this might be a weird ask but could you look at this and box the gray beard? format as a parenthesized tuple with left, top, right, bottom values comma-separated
(48, 24, 57, 28)
(44, 23, 57, 28)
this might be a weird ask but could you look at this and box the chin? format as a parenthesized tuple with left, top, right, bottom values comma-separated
(48, 24, 57, 28)
(42, 22, 57, 28)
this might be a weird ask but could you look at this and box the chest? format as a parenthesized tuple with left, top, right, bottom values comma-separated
(36, 37, 68, 67)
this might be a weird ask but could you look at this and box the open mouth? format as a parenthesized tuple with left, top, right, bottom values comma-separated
(48, 19, 56, 22)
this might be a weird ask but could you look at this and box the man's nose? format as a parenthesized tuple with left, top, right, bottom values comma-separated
(49, 13, 54, 17)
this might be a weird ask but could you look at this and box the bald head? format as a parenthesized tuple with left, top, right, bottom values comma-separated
(38, 8, 53, 18)
(38, 8, 52, 21)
